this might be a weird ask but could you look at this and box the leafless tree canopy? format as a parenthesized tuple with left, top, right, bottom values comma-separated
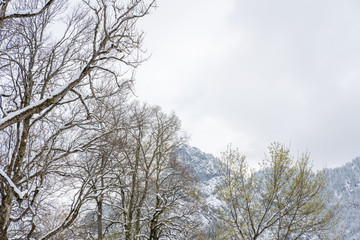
(0, 0, 155, 130)
(76, 100, 203, 239)
(0, 1, 203, 239)
(0, 0, 158, 239)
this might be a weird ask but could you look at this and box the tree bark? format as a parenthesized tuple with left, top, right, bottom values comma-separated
(97, 195, 103, 240)
(0, 185, 13, 240)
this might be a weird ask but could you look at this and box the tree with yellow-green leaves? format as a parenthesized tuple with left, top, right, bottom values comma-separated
(216, 143, 341, 240)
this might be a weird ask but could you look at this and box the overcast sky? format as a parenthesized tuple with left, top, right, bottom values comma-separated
(136, 0, 360, 170)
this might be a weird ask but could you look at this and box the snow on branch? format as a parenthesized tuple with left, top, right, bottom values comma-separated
(0, 65, 92, 130)
(0, 0, 55, 21)
(0, 169, 27, 199)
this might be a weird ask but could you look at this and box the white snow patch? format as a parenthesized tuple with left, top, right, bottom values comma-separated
(0, 69, 84, 128)
(0, 169, 27, 198)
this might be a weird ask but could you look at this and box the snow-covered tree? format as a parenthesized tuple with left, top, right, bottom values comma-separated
(77, 101, 203, 239)
(0, 0, 155, 238)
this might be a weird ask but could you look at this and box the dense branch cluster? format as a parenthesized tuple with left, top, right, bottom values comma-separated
(0, 0, 204, 239)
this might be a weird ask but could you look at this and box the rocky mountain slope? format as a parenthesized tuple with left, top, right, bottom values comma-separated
(176, 145, 223, 227)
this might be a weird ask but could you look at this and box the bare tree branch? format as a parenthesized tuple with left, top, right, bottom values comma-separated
(0, 0, 55, 23)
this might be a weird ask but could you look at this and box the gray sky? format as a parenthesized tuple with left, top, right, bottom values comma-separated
(136, 0, 360, 170)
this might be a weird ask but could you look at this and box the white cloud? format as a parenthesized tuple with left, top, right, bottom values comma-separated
(136, 0, 360, 169)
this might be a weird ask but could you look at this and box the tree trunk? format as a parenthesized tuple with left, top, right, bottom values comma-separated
(0, 1, 8, 27)
(97, 196, 103, 240)
(149, 219, 158, 240)
(0, 186, 13, 240)
(97, 170, 104, 240)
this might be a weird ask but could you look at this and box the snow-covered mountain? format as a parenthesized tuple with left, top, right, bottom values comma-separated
(176, 145, 223, 227)
(177, 145, 224, 203)
(178, 145, 360, 240)
(326, 157, 360, 239)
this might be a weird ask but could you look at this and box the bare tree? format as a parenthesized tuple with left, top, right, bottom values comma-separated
(0, 0, 155, 130)
(0, 0, 155, 239)
(140, 109, 202, 240)
(144, 155, 202, 240)
(76, 101, 202, 240)
(74, 93, 131, 240)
